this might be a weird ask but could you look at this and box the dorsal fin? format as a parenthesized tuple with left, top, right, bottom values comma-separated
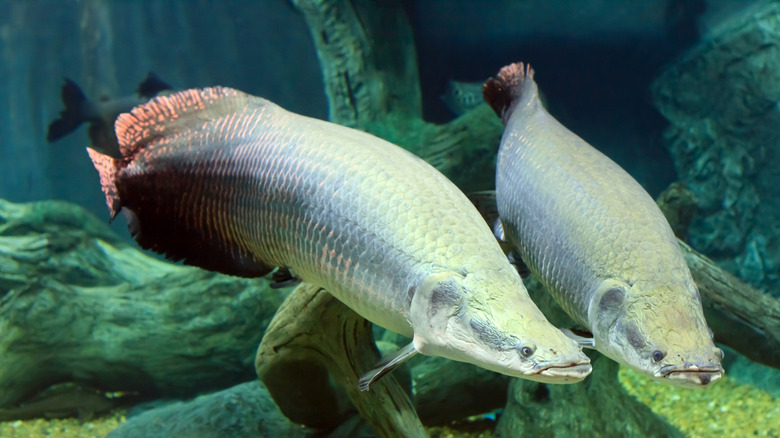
(483, 62, 537, 124)
(114, 86, 250, 158)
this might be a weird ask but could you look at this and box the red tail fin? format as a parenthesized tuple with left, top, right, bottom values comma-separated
(483, 62, 536, 125)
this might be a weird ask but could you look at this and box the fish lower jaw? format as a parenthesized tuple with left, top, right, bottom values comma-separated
(655, 367, 724, 388)
(532, 363, 593, 384)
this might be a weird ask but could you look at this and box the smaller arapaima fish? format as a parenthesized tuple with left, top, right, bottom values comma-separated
(484, 62, 723, 387)
(87, 87, 592, 390)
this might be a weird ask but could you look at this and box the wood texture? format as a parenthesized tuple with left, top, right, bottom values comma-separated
(255, 284, 426, 437)
(0, 199, 285, 409)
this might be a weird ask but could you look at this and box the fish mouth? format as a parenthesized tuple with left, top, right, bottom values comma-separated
(533, 362, 593, 383)
(656, 364, 723, 387)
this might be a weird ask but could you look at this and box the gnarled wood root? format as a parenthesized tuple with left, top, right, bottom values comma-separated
(255, 283, 426, 437)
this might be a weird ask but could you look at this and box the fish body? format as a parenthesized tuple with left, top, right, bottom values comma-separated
(47, 73, 172, 156)
(0, 385, 115, 421)
(88, 87, 591, 385)
(485, 63, 723, 387)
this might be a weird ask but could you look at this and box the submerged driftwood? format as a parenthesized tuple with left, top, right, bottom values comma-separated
(255, 283, 425, 437)
(684, 243, 780, 368)
(0, 199, 285, 409)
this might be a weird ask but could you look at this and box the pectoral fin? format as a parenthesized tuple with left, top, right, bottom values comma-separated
(562, 328, 596, 349)
(270, 266, 301, 289)
(358, 342, 417, 392)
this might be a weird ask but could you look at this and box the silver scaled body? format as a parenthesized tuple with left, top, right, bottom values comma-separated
(490, 63, 723, 387)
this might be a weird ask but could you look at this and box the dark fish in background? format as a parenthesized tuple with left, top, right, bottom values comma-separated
(87, 86, 592, 390)
(440, 79, 548, 117)
(0, 383, 119, 421)
(485, 62, 723, 388)
(439, 80, 486, 116)
(47, 72, 173, 156)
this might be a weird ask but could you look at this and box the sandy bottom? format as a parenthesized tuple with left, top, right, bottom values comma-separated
(619, 367, 780, 437)
(0, 410, 126, 438)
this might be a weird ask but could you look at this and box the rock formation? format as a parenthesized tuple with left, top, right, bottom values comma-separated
(652, 2, 780, 296)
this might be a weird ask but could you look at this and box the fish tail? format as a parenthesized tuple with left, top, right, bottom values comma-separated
(86, 147, 121, 220)
(107, 87, 275, 278)
(136, 72, 173, 99)
(47, 78, 89, 142)
(483, 62, 537, 124)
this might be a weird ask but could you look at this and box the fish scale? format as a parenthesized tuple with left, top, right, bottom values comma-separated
(88, 86, 592, 386)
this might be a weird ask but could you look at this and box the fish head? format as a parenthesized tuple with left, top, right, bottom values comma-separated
(589, 278, 724, 388)
(439, 80, 485, 116)
(409, 270, 592, 383)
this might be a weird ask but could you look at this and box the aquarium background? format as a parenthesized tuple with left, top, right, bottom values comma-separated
(1, 0, 779, 437)
(0, 0, 326, 223)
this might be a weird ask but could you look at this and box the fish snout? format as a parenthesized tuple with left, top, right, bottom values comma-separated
(666, 367, 723, 387)
(657, 359, 724, 387)
(531, 347, 592, 384)
(536, 361, 593, 383)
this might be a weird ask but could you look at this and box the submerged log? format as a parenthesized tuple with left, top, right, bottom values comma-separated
(0, 199, 285, 409)
(411, 357, 509, 426)
(255, 284, 425, 437)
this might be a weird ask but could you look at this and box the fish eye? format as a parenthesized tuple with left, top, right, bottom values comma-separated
(652, 350, 665, 362)
(520, 345, 535, 358)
